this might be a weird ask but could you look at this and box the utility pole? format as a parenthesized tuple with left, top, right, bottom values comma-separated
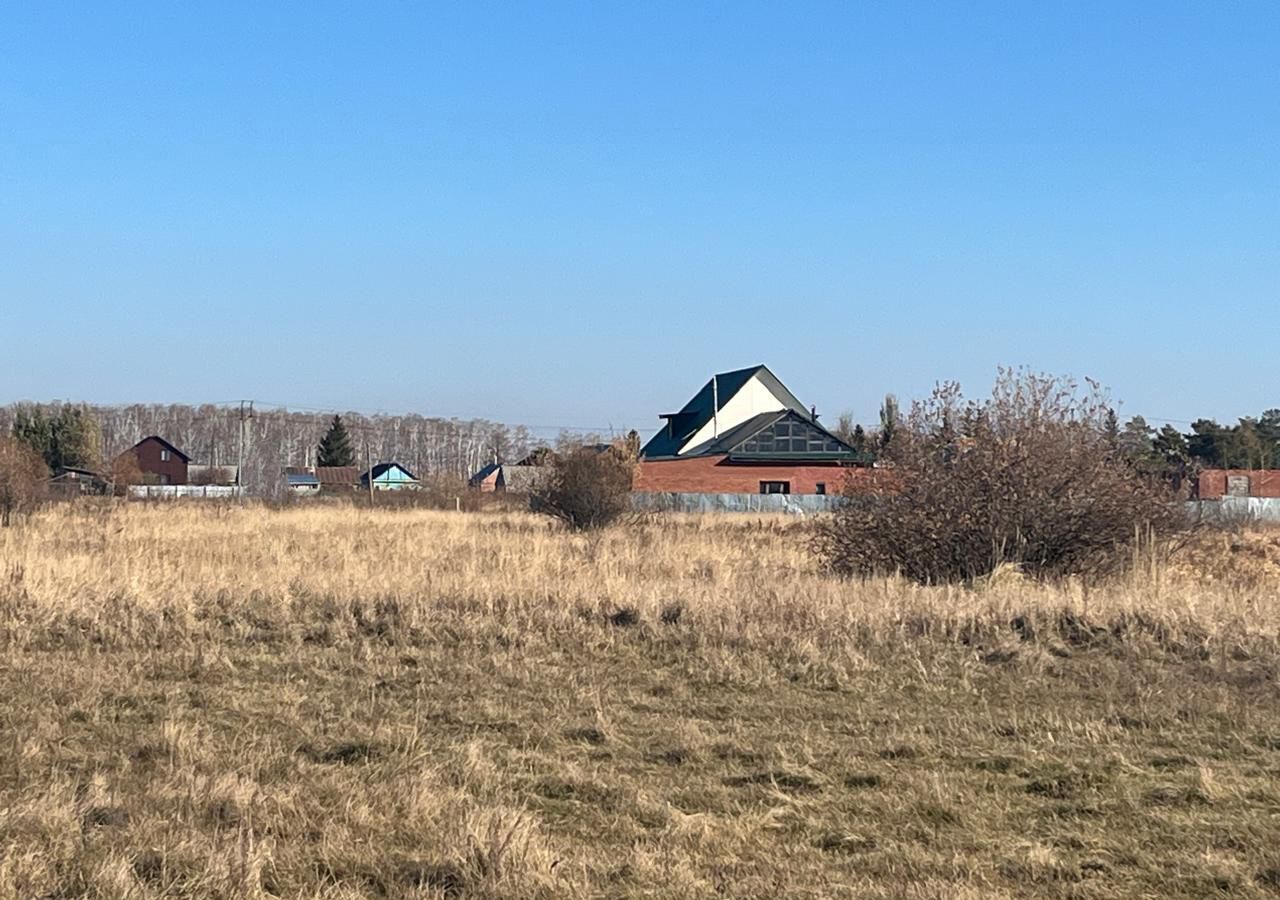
(237, 401, 253, 504)
(365, 434, 375, 505)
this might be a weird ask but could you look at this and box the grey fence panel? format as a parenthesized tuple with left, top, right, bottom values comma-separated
(631, 492, 842, 515)
(637, 495, 1280, 522)
(1187, 498, 1280, 525)
(128, 485, 244, 500)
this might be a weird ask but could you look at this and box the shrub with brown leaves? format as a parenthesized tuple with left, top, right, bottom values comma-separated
(0, 437, 47, 526)
(814, 370, 1187, 583)
(531, 444, 635, 531)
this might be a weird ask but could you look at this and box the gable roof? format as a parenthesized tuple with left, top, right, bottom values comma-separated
(363, 462, 418, 482)
(53, 465, 105, 478)
(131, 435, 191, 462)
(51, 466, 106, 481)
(469, 462, 501, 486)
(681, 408, 857, 460)
(640, 365, 810, 459)
(315, 466, 360, 485)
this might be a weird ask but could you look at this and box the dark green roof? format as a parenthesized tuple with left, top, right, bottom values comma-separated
(685, 409, 858, 460)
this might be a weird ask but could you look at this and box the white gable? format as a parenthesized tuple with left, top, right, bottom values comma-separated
(678, 372, 791, 455)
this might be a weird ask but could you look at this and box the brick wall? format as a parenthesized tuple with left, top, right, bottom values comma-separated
(634, 454, 887, 495)
(1196, 469, 1280, 499)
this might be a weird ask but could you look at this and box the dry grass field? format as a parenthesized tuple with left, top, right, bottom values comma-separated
(2, 504, 1280, 899)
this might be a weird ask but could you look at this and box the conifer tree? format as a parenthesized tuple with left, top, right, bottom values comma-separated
(317, 415, 355, 467)
(879, 394, 899, 453)
(12, 403, 100, 471)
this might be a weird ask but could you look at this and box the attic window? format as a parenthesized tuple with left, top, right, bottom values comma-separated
(160, 449, 170, 461)
(736, 416, 848, 456)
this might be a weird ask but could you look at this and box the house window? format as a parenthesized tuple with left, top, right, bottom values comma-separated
(160, 449, 170, 461)
(815, 483, 826, 495)
(760, 480, 790, 495)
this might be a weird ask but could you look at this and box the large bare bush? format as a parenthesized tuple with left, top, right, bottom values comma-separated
(0, 437, 47, 526)
(815, 370, 1187, 583)
(531, 445, 635, 530)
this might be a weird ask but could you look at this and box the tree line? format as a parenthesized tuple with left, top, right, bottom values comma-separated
(0, 402, 556, 499)
(833, 396, 1280, 482)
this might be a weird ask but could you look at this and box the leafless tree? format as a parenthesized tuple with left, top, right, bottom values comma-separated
(0, 437, 47, 526)
(814, 370, 1188, 583)
(531, 443, 635, 531)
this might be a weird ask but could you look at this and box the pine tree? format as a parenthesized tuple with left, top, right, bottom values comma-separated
(11, 403, 100, 471)
(1188, 419, 1223, 467)
(317, 415, 355, 467)
(1103, 408, 1119, 453)
(12, 406, 52, 469)
(1117, 415, 1154, 465)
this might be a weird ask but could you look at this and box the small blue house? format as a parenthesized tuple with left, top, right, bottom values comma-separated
(360, 462, 420, 491)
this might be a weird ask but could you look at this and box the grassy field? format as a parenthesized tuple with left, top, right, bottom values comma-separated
(2, 504, 1280, 899)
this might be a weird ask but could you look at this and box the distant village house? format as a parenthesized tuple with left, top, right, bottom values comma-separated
(285, 463, 419, 494)
(468, 449, 556, 494)
(118, 436, 192, 485)
(362, 462, 419, 491)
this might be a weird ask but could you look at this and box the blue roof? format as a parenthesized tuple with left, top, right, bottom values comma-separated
(287, 473, 320, 485)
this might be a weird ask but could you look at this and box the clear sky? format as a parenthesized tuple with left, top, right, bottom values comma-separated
(2, 2, 1277, 435)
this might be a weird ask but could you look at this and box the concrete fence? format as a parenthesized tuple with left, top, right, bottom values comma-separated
(634, 492, 1280, 524)
(128, 485, 244, 500)
(1187, 498, 1280, 525)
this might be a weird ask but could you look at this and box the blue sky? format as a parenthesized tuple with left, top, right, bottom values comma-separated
(2, 2, 1277, 435)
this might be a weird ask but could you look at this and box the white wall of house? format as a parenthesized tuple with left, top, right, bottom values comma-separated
(679, 374, 789, 454)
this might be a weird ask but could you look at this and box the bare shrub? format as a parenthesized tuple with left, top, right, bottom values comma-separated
(0, 437, 47, 526)
(107, 450, 143, 497)
(531, 444, 635, 530)
(814, 370, 1188, 583)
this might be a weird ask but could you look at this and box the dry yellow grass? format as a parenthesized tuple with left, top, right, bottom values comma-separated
(2, 504, 1279, 898)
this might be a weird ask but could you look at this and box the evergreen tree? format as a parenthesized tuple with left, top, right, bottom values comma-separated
(851, 424, 867, 454)
(317, 415, 355, 467)
(1259, 409, 1280, 467)
(1188, 419, 1223, 467)
(53, 405, 101, 470)
(12, 406, 52, 469)
(1103, 408, 1119, 454)
(1153, 424, 1189, 466)
(11, 403, 100, 471)
(1117, 415, 1154, 465)
(879, 394, 899, 453)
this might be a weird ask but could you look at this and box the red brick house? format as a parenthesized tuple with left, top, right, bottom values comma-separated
(635, 365, 875, 496)
(120, 436, 191, 485)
